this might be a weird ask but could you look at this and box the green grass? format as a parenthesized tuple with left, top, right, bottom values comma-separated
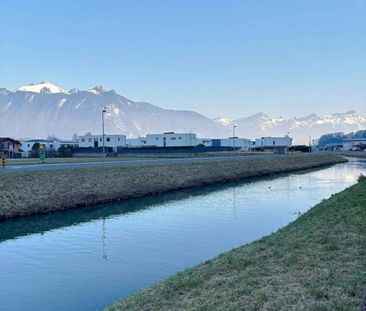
(107, 179, 366, 311)
(0, 153, 344, 220)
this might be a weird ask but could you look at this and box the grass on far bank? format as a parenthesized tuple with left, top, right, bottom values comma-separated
(107, 179, 366, 311)
(336, 151, 366, 159)
(5, 156, 138, 166)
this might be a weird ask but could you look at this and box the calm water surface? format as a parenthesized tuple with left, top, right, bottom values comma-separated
(1, 158, 365, 311)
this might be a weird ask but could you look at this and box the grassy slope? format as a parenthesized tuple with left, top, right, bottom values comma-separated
(107, 180, 366, 311)
(337, 151, 366, 159)
(0, 153, 343, 220)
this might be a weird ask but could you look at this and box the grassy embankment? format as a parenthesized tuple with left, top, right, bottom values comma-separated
(0, 153, 344, 220)
(337, 151, 366, 159)
(107, 178, 366, 311)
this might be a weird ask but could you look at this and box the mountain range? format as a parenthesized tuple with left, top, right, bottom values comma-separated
(0, 81, 365, 144)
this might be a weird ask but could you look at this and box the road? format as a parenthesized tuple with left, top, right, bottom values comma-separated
(0, 154, 283, 174)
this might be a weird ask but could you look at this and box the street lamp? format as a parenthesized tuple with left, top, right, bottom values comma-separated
(102, 107, 107, 155)
(233, 124, 237, 151)
(309, 136, 312, 153)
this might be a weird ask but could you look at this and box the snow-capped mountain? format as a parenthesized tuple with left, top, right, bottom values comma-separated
(1, 81, 365, 143)
(214, 111, 366, 144)
(14, 81, 67, 94)
(0, 82, 228, 139)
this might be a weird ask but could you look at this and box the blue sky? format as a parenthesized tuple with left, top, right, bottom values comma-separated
(1, 0, 365, 118)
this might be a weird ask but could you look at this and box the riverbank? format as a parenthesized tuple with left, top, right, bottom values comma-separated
(107, 177, 366, 311)
(0, 153, 344, 220)
(337, 151, 366, 158)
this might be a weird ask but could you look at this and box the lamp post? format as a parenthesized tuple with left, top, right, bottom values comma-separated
(309, 136, 312, 153)
(233, 125, 237, 151)
(102, 107, 107, 155)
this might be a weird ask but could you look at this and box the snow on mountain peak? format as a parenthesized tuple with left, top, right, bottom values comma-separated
(213, 117, 233, 126)
(88, 86, 106, 94)
(15, 81, 66, 94)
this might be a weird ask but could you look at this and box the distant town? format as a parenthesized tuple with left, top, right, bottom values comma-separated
(1, 130, 365, 159)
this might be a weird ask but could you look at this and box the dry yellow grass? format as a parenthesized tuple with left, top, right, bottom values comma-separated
(0, 153, 344, 220)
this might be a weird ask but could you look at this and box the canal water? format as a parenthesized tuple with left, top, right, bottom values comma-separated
(1, 158, 365, 311)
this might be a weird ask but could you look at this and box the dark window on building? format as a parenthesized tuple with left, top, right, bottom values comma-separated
(273, 140, 275, 145)
(171, 137, 176, 140)
(88, 138, 92, 142)
(106, 137, 110, 142)
(178, 137, 182, 139)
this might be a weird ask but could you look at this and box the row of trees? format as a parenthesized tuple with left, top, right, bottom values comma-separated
(30, 143, 74, 158)
(318, 130, 366, 147)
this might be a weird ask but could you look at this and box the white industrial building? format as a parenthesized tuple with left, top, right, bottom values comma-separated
(253, 136, 292, 153)
(145, 132, 197, 147)
(78, 134, 126, 151)
(342, 138, 366, 151)
(22, 138, 78, 157)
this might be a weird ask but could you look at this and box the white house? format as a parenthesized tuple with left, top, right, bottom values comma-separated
(254, 135, 292, 153)
(22, 138, 78, 157)
(145, 132, 197, 147)
(342, 138, 366, 151)
(78, 134, 126, 152)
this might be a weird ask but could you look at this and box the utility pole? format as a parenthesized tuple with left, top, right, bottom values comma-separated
(309, 136, 311, 153)
(102, 107, 107, 155)
(233, 125, 237, 151)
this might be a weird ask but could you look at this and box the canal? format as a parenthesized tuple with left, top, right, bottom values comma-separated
(0, 158, 365, 310)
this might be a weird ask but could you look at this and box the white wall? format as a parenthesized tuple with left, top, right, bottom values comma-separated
(127, 138, 148, 147)
(255, 136, 292, 148)
(146, 133, 197, 147)
(78, 134, 126, 151)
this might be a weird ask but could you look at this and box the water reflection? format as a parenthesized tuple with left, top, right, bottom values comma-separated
(0, 166, 336, 243)
(101, 218, 108, 261)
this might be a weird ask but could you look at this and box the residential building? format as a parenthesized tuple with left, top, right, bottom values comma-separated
(0, 137, 21, 158)
(78, 134, 126, 151)
(22, 138, 78, 157)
